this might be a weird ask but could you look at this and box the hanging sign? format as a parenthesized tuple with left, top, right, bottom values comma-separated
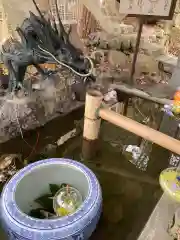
(119, 0, 177, 19)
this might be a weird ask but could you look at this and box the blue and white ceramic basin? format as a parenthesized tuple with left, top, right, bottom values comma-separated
(0, 158, 102, 240)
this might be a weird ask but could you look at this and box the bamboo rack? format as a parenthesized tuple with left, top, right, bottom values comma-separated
(111, 84, 173, 105)
(82, 89, 103, 159)
(82, 89, 180, 159)
(99, 108, 180, 155)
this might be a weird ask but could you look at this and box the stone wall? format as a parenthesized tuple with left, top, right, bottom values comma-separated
(0, 70, 84, 144)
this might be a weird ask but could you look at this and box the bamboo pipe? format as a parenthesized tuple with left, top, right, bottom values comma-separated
(99, 108, 180, 156)
(111, 84, 173, 105)
(82, 89, 103, 159)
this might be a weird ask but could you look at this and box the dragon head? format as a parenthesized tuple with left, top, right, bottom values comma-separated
(17, 1, 92, 78)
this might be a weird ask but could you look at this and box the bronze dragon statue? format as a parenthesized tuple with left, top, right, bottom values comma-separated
(1, 0, 94, 93)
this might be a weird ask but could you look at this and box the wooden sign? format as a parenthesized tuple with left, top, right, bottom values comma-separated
(119, 0, 177, 19)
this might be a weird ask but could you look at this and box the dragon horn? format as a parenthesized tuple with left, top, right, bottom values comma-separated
(32, 0, 45, 20)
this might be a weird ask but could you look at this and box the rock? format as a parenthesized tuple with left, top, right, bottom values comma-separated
(131, 53, 159, 76)
(156, 54, 177, 74)
(98, 40, 108, 49)
(71, 82, 86, 101)
(119, 33, 146, 51)
(103, 197, 123, 223)
(141, 41, 164, 57)
(169, 60, 180, 90)
(0, 69, 82, 144)
(149, 34, 157, 43)
(0, 154, 21, 170)
(83, 38, 90, 47)
(89, 32, 110, 49)
(120, 35, 132, 50)
(108, 50, 129, 68)
(123, 17, 138, 28)
(41, 144, 57, 157)
(148, 72, 161, 83)
(92, 68, 100, 78)
(0, 154, 21, 183)
(155, 28, 164, 39)
(97, 73, 114, 88)
(91, 50, 104, 64)
(108, 38, 121, 50)
(174, 13, 180, 28)
(119, 23, 134, 34)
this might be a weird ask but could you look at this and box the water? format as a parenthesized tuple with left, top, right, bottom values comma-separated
(62, 122, 162, 239)
(0, 114, 164, 240)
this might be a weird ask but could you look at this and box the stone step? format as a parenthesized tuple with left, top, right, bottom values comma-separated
(99, 20, 134, 35)
(155, 54, 178, 73)
(86, 31, 164, 59)
(140, 41, 165, 58)
(118, 23, 134, 34)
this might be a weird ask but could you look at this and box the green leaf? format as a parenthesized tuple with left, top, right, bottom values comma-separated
(49, 184, 61, 195)
(34, 194, 54, 213)
(29, 208, 46, 219)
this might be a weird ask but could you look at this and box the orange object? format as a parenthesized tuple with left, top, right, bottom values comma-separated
(39, 63, 56, 70)
(28, 63, 57, 71)
(174, 90, 180, 101)
(0, 63, 57, 76)
(173, 90, 180, 112)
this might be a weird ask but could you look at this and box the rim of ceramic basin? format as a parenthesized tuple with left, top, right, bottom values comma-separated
(2, 158, 100, 230)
